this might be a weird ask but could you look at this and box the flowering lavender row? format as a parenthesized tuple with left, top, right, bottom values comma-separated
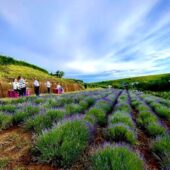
(140, 94, 170, 121)
(107, 91, 136, 144)
(84, 90, 121, 127)
(130, 92, 167, 137)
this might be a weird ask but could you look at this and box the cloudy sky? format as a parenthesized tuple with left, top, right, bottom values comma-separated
(0, 0, 170, 82)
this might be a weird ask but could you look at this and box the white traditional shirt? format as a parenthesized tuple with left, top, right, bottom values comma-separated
(34, 80, 40, 87)
(12, 82, 19, 90)
(46, 81, 51, 88)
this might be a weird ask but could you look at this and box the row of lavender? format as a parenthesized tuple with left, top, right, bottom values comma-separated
(32, 90, 121, 168)
(130, 92, 170, 169)
(0, 89, 114, 131)
(92, 91, 144, 170)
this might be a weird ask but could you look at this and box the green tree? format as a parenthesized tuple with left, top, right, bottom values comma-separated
(54, 70, 65, 78)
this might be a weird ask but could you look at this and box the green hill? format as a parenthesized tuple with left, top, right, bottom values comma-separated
(0, 55, 83, 97)
(87, 73, 170, 91)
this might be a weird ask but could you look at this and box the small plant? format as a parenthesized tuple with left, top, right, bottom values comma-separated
(86, 107, 106, 126)
(151, 135, 170, 169)
(0, 158, 9, 169)
(136, 111, 157, 127)
(13, 111, 29, 124)
(109, 111, 134, 128)
(65, 103, 83, 114)
(107, 124, 136, 144)
(34, 119, 90, 167)
(146, 123, 166, 137)
(0, 113, 13, 130)
(25, 110, 66, 133)
(91, 145, 144, 170)
(154, 106, 170, 120)
(0, 105, 16, 113)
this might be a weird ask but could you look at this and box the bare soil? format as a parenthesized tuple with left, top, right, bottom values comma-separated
(0, 126, 59, 170)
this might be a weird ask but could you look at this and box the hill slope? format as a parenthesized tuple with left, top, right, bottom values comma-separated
(88, 73, 170, 91)
(0, 55, 83, 97)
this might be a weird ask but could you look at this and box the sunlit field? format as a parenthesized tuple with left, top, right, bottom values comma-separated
(0, 89, 170, 170)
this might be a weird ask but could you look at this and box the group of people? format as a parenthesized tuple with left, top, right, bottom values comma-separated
(12, 76, 27, 96)
(12, 77, 63, 97)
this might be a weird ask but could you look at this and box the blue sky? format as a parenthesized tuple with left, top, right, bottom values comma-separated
(0, 0, 170, 82)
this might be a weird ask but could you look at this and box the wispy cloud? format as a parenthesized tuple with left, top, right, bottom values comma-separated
(0, 0, 170, 82)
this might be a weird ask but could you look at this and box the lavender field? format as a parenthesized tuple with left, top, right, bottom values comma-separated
(0, 89, 170, 170)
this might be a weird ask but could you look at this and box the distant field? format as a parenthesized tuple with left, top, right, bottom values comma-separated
(0, 89, 170, 169)
(88, 73, 170, 91)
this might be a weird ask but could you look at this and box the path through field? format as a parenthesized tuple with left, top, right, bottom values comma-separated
(0, 126, 58, 170)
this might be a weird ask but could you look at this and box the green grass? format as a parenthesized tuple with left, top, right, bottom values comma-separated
(91, 145, 144, 170)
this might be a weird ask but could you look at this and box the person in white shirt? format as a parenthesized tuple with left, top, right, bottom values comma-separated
(45, 80, 51, 94)
(56, 83, 61, 90)
(17, 76, 26, 96)
(12, 79, 19, 92)
(33, 78, 40, 96)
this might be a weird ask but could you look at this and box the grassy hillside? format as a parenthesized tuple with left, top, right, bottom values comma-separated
(88, 73, 170, 91)
(0, 56, 84, 97)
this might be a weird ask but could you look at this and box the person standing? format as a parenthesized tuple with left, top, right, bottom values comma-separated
(18, 76, 26, 96)
(12, 79, 19, 93)
(33, 78, 40, 96)
(45, 80, 51, 94)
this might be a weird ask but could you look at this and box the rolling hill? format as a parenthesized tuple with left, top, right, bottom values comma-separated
(87, 73, 170, 91)
(0, 55, 84, 97)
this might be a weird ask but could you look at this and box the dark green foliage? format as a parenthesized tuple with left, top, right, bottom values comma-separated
(136, 111, 157, 127)
(65, 104, 83, 114)
(146, 123, 166, 137)
(151, 135, 170, 169)
(109, 111, 134, 128)
(91, 145, 144, 170)
(108, 124, 136, 144)
(0, 105, 16, 113)
(34, 120, 89, 167)
(86, 108, 106, 126)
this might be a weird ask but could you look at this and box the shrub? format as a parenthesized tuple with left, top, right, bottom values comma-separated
(0, 113, 13, 130)
(87, 108, 106, 126)
(95, 100, 112, 113)
(13, 111, 30, 124)
(91, 145, 144, 170)
(109, 111, 134, 128)
(136, 111, 157, 127)
(34, 98, 45, 104)
(146, 123, 166, 137)
(108, 124, 136, 144)
(25, 110, 66, 133)
(65, 104, 83, 114)
(151, 135, 170, 169)
(0, 105, 16, 113)
(24, 106, 39, 115)
(34, 119, 90, 167)
(25, 114, 52, 133)
(79, 100, 89, 111)
(114, 103, 131, 112)
(154, 106, 170, 120)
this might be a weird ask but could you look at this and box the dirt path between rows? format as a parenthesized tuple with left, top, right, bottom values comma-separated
(0, 126, 59, 170)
